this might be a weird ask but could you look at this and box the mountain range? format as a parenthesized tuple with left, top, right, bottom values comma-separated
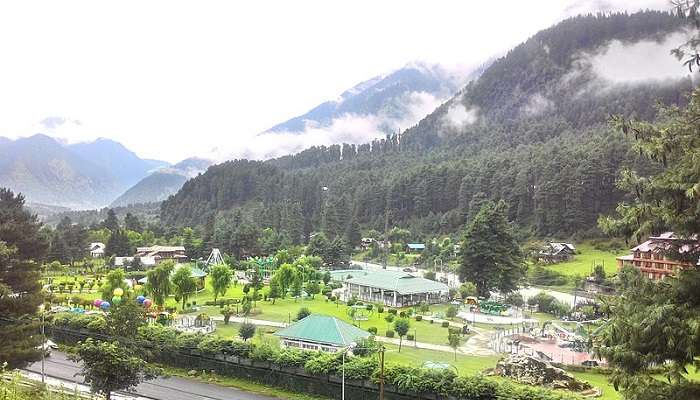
(0, 63, 484, 211)
(0, 134, 211, 211)
(160, 11, 697, 242)
(261, 62, 482, 137)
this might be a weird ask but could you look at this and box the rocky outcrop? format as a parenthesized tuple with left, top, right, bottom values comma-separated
(494, 355, 593, 391)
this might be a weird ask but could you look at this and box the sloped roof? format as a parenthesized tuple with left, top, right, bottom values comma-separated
(274, 314, 370, 346)
(345, 270, 448, 295)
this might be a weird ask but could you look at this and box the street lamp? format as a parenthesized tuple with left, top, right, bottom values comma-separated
(341, 342, 357, 400)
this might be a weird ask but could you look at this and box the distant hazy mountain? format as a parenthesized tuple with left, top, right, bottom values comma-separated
(110, 157, 212, 207)
(261, 62, 484, 136)
(0, 135, 168, 209)
(0, 134, 122, 209)
(68, 138, 165, 188)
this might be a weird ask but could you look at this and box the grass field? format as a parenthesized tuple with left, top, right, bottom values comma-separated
(541, 243, 624, 278)
(201, 296, 464, 346)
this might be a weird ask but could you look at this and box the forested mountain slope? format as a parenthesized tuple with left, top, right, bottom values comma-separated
(161, 11, 696, 245)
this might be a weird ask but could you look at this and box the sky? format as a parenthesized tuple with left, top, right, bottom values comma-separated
(0, 0, 670, 162)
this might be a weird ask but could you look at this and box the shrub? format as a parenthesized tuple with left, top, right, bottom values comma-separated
(430, 319, 434, 324)
(222, 341, 254, 358)
(238, 321, 256, 341)
(250, 342, 278, 362)
(273, 348, 312, 367)
(415, 315, 422, 321)
(344, 356, 378, 380)
(446, 305, 458, 319)
(365, 304, 373, 311)
(441, 321, 450, 328)
(386, 330, 395, 338)
(399, 311, 407, 318)
(406, 334, 415, 341)
(388, 309, 397, 315)
(367, 326, 378, 334)
(376, 305, 384, 313)
(297, 307, 311, 321)
(304, 352, 338, 375)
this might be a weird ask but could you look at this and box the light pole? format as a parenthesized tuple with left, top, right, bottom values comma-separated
(39, 303, 46, 384)
(341, 342, 357, 400)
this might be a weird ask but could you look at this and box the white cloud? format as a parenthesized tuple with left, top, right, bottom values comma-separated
(0, 0, 671, 162)
(219, 91, 445, 161)
(442, 101, 479, 130)
(522, 93, 554, 116)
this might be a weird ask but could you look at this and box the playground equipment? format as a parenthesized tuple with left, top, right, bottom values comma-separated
(479, 300, 509, 316)
(247, 255, 277, 280)
(205, 248, 225, 268)
(463, 297, 509, 315)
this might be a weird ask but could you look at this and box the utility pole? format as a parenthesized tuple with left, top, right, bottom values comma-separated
(379, 346, 385, 400)
(41, 309, 45, 384)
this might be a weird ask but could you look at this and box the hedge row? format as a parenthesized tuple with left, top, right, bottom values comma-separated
(51, 313, 578, 400)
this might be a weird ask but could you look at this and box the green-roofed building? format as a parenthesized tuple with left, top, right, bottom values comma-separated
(274, 314, 370, 353)
(344, 270, 448, 307)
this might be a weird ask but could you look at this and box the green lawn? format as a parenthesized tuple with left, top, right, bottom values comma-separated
(202, 296, 462, 346)
(542, 243, 623, 278)
(568, 371, 619, 400)
(384, 343, 500, 373)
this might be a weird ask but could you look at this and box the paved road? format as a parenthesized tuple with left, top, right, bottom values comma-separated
(25, 351, 280, 400)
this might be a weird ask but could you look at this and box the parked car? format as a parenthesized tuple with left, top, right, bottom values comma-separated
(402, 267, 414, 272)
(581, 360, 599, 367)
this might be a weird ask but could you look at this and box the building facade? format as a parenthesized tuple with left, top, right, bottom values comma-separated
(616, 232, 699, 281)
(135, 245, 188, 264)
(344, 270, 448, 307)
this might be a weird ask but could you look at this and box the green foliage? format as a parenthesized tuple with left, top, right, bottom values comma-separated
(393, 318, 411, 352)
(446, 306, 458, 319)
(0, 189, 47, 369)
(238, 321, 256, 341)
(460, 201, 525, 297)
(171, 265, 197, 310)
(69, 338, 160, 400)
(105, 298, 146, 339)
(101, 269, 128, 301)
(303, 352, 338, 376)
(145, 261, 175, 308)
(209, 263, 233, 302)
(296, 307, 311, 321)
(53, 312, 574, 399)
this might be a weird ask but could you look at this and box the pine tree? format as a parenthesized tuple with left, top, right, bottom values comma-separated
(106, 229, 131, 257)
(0, 188, 48, 369)
(124, 213, 142, 233)
(459, 200, 525, 297)
(102, 209, 120, 232)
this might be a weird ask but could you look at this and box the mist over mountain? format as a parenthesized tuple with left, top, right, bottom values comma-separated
(220, 62, 488, 161)
(161, 11, 696, 241)
(0, 135, 167, 210)
(110, 157, 212, 207)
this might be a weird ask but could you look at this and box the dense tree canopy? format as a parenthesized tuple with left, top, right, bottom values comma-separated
(459, 201, 526, 297)
(0, 188, 48, 369)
